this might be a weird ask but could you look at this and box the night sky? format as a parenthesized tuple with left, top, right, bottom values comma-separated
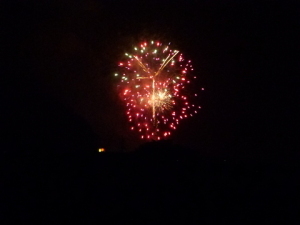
(1, 1, 299, 223)
(1, 0, 298, 159)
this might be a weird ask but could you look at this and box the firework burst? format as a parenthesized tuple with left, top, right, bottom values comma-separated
(115, 40, 202, 140)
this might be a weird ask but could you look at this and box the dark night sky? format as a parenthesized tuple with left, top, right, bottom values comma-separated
(1, 1, 298, 160)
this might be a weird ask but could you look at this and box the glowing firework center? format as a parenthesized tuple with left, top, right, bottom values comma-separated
(149, 90, 172, 112)
(116, 41, 200, 140)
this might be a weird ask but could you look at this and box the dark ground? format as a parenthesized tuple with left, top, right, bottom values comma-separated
(1, 143, 299, 224)
(1, 0, 299, 224)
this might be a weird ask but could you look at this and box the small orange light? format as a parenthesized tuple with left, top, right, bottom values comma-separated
(98, 148, 105, 152)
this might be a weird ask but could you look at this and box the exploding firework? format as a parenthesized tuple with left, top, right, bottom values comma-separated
(115, 40, 202, 140)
